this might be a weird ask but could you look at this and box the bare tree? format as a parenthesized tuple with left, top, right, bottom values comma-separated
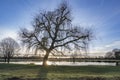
(112, 48, 120, 59)
(71, 52, 78, 63)
(0, 37, 20, 63)
(105, 51, 114, 58)
(19, 2, 92, 66)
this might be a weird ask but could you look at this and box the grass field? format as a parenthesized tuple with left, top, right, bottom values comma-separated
(0, 63, 120, 80)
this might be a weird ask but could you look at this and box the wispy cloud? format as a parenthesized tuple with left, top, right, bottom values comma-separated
(105, 41, 120, 49)
(90, 40, 120, 54)
(0, 0, 120, 57)
(0, 29, 18, 41)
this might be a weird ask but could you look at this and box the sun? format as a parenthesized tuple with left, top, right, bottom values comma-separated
(46, 61, 51, 65)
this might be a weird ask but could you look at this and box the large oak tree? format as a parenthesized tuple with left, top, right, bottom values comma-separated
(19, 2, 92, 66)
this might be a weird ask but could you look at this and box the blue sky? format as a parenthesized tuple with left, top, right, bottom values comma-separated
(0, 0, 120, 56)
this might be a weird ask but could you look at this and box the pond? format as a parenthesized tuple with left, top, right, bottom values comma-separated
(2, 61, 116, 66)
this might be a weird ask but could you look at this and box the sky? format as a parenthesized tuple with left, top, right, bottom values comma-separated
(0, 0, 120, 56)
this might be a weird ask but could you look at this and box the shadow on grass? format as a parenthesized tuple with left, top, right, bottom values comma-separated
(5, 77, 24, 80)
(5, 65, 48, 80)
(3, 64, 120, 80)
(6, 77, 120, 80)
(37, 66, 48, 80)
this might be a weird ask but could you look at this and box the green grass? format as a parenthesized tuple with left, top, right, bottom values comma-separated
(0, 63, 120, 80)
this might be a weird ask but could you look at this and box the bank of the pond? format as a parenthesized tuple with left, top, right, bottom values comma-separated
(0, 63, 120, 80)
(0, 61, 116, 66)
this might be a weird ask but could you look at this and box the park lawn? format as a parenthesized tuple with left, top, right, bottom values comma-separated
(0, 63, 120, 80)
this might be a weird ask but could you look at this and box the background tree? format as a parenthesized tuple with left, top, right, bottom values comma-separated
(0, 37, 20, 63)
(71, 52, 78, 63)
(112, 48, 120, 59)
(105, 51, 115, 58)
(19, 2, 92, 66)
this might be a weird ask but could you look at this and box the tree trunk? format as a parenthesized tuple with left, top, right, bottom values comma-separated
(7, 57, 10, 64)
(5, 57, 6, 62)
(73, 57, 75, 63)
(43, 51, 50, 66)
(7, 52, 10, 64)
(116, 61, 119, 66)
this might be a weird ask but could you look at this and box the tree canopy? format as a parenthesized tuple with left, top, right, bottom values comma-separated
(19, 2, 92, 66)
(0, 37, 20, 63)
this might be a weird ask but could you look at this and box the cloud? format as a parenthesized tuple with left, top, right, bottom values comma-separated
(0, 29, 18, 41)
(90, 40, 120, 54)
(105, 41, 120, 49)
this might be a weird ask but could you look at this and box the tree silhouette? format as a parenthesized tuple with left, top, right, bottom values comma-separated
(0, 37, 20, 63)
(112, 48, 120, 59)
(19, 2, 92, 66)
(105, 52, 114, 58)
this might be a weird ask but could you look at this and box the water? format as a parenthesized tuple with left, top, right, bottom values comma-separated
(2, 61, 116, 66)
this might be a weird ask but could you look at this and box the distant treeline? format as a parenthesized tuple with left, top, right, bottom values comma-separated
(0, 57, 120, 62)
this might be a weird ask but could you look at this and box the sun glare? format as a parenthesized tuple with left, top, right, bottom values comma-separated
(46, 61, 51, 65)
